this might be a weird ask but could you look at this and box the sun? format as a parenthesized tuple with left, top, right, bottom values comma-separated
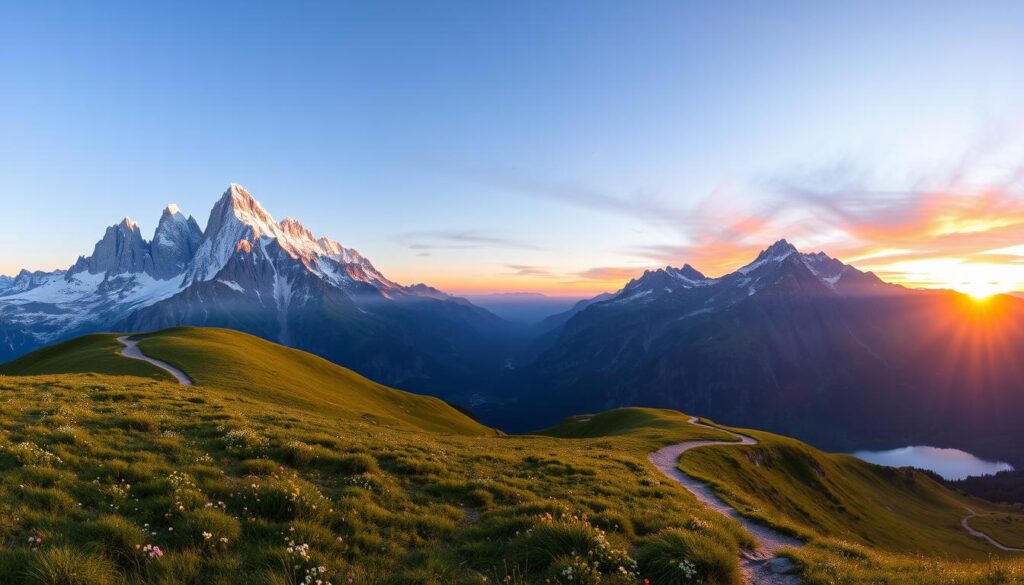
(959, 282, 1003, 301)
(948, 265, 1016, 300)
(876, 257, 1022, 300)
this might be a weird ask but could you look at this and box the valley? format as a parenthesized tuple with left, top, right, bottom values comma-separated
(5, 188, 1024, 476)
(1, 329, 1022, 584)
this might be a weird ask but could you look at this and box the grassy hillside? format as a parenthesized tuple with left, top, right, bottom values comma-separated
(541, 408, 737, 444)
(541, 408, 1024, 584)
(4, 332, 1024, 584)
(674, 422, 1017, 558)
(0, 334, 170, 381)
(969, 513, 1024, 548)
(0, 372, 758, 585)
(4, 328, 492, 437)
(135, 327, 496, 436)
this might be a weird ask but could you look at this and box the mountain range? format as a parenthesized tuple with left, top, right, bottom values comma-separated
(495, 239, 1024, 467)
(0, 184, 514, 398)
(4, 186, 1024, 468)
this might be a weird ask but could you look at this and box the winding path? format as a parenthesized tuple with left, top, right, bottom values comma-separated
(962, 508, 1024, 552)
(116, 336, 192, 385)
(648, 417, 802, 585)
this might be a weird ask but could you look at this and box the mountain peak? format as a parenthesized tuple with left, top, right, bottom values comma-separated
(218, 183, 277, 229)
(69, 216, 152, 277)
(227, 182, 251, 201)
(755, 239, 798, 261)
(280, 217, 314, 240)
(153, 202, 203, 280)
(667, 263, 707, 282)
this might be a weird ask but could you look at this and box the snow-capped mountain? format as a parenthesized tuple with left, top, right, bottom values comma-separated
(611, 239, 887, 307)
(152, 205, 203, 279)
(0, 184, 513, 397)
(0, 210, 190, 358)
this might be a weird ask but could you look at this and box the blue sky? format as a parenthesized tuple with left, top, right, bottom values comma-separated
(2, 1, 1023, 295)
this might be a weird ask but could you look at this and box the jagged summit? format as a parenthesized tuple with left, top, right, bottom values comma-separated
(222, 183, 275, 227)
(611, 238, 889, 305)
(0, 183, 496, 372)
(0, 183, 455, 346)
(153, 203, 203, 280)
(751, 238, 798, 262)
(280, 217, 315, 240)
(69, 217, 152, 277)
(667, 263, 707, 282)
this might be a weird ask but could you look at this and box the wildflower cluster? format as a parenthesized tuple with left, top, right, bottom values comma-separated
(222, 427, 269, 455)
(552, 555, 602, 584)
(676, 559, 698, 580)
(26, 535, 43, 549)
(53, 424, 79, 440)
(168, 470, 200, 512)
(683, 516, 711, 531)
(141, 544, 164, 559)
(343, 474, 379, 492)
(284, 532, 334, 585)
(5, 441, 63, 466)
(109, 478, 132, 500)
(589, 526, 638, 578)
(200, 529, 231, 550)
(529, 510, 639, 583)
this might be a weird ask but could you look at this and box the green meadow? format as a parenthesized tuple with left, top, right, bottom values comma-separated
(0, 327, 1022, 584)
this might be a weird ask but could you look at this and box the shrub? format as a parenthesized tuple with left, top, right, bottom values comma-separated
(240, 458, 281, 476)
(19, 466, 71, 488)
(279, 440, 317, 467)
(174, 508, 240, 554)
(511, 515, 637, 579)
(2, 441, 63, 466)
(637, 528, 740, 585)
(222, 428, 269, 457)
(387, 455, 447, 476)
(112, 413, 159, 432)
(323, 453, 378, 475)
(231, 474, 330, 522)
(23, 547, 119, 585)
(21, 486, 77, 514)
(78, 515, 145, 568)
(590, 510, 634, 536)
(546, 554, 603, 585)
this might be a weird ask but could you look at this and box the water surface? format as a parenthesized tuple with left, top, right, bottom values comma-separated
(850, 446, 1013, 481)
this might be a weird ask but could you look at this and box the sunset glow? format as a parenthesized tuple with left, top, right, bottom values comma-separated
(429, 185, 1024, 299)
(874, 258, 1019, 299)
(3, 3, 1023, 303)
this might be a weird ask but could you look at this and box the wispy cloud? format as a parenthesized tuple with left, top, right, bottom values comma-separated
(432, 128, 1024, 294)
(573, 266, 646, 282)
(396, 230, 542, 251)
(506, 264, 556, 277)
(447, 165, 695, 228)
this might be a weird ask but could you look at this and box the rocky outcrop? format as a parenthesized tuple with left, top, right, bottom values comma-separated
(69, 218, 153, 277)
(151, 205, 202, 280)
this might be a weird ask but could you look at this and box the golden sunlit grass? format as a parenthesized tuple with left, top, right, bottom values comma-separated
(0, 331, 754, 585)
(6, 330, 1024, 584)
